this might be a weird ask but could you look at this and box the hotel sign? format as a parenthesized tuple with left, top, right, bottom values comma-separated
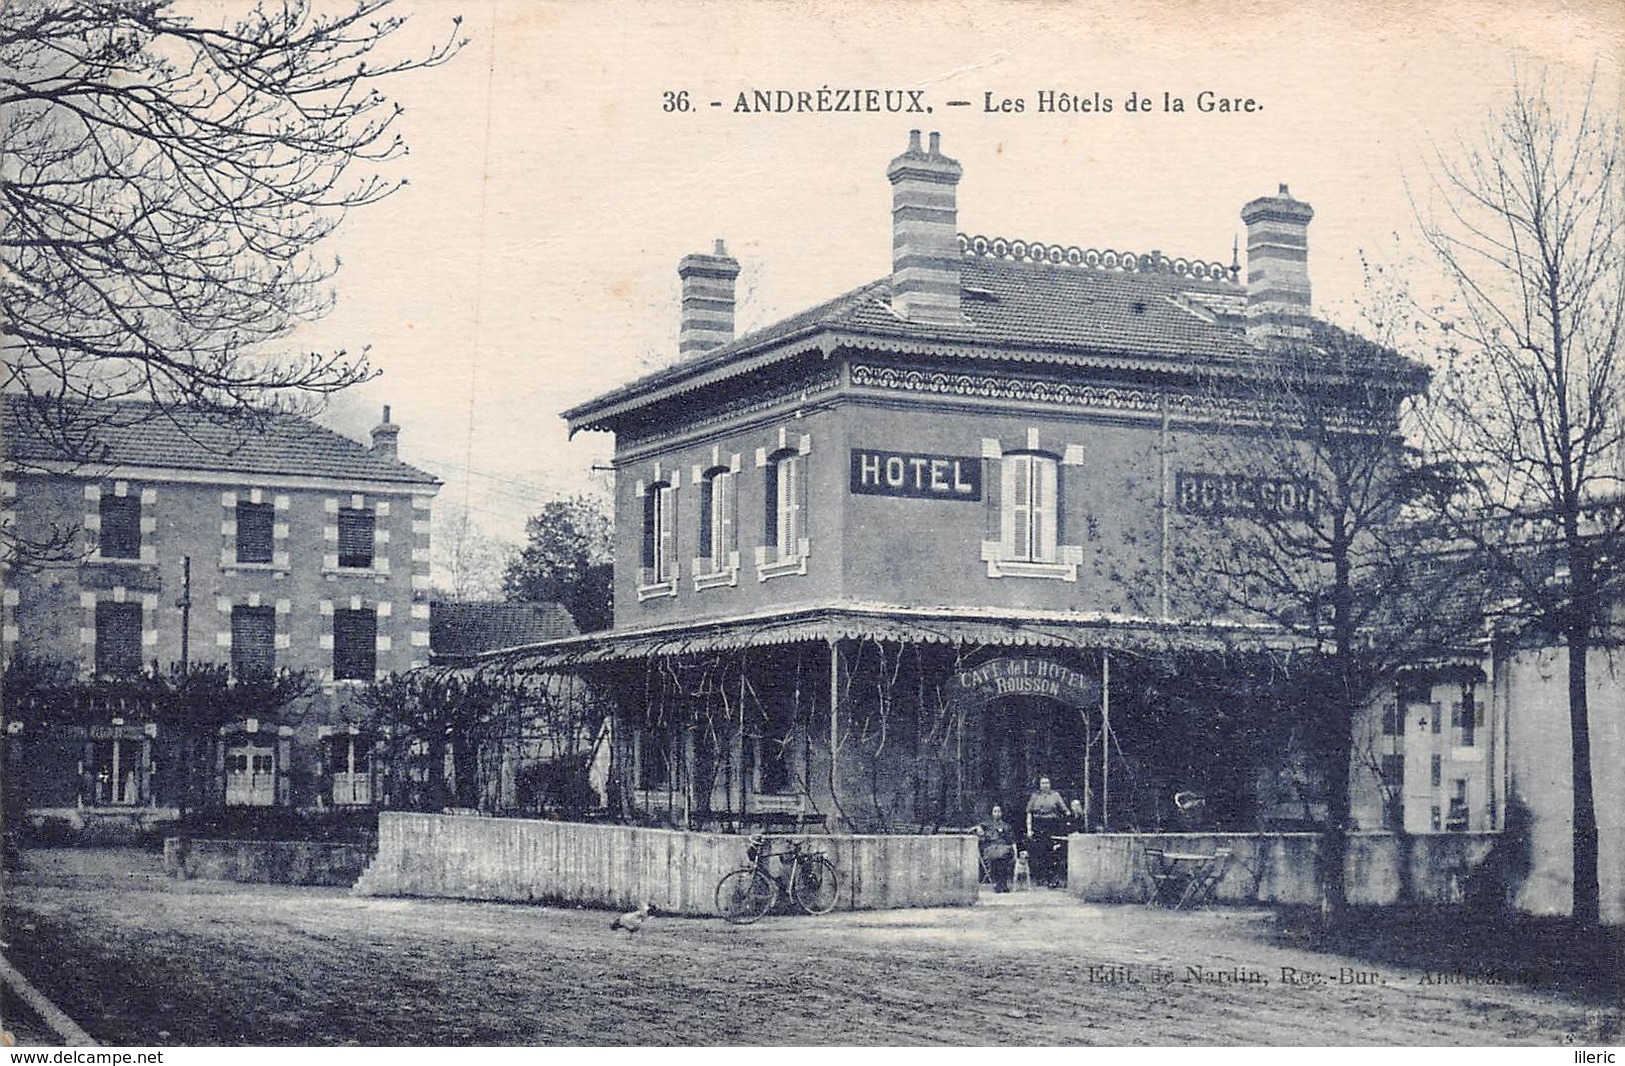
(1176, 472, 1322, 521)
(850, 448, 981, 501)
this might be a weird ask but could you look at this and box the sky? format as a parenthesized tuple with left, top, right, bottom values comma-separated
(276, 0, 1623, 575)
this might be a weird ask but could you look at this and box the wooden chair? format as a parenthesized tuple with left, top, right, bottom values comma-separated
(1142, 847, 1187, 907)
(1176, 848, 1232, 910)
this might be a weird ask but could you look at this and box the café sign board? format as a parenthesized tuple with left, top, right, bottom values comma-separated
(952, 658, 1100, 706)
(849, 448, 981, 501)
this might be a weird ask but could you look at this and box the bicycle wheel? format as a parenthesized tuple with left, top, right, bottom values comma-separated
(716, 868, 777, 924)
(791, 855, 839, 915)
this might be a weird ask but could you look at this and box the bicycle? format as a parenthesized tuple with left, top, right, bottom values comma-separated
(715, 832, 840, 924)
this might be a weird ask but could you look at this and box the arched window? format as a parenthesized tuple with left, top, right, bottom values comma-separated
(641, 480, 676, 584)
(695, 465, 739, 588)
(764, 449, 805, 563)
(755, 432, 811, 581)
(981, 435, 1082, 580)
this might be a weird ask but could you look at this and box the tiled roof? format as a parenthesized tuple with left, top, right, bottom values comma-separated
(565, 244, 1414, 432)
(2, 395, 440, 486)
(430, 601, 580, 659)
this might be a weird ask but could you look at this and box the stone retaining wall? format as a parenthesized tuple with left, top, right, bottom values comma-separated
(353, 811, 980, 915)
(164, 837, 375, 886)
(1068, 831, 1512, 908)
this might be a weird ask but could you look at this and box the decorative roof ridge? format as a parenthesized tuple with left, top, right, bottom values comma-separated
(958, 233, 1240, 285)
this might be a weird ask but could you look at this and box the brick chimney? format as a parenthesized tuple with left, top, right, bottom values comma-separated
(677, 239, 741, 356)
(370, 404, 400, 460)
(1240, 184, 1315, 346)
(887, 130, 964, 325)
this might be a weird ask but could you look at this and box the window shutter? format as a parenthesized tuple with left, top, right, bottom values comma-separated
(984, 457, 1001, 542)
(794, 453, 809, 551)
(333, 609, 377, 681)
(698, 477, 714, 561)
(236, 503, 274, 564)
(337, 509, 375, 568)
(99, 495, 140, 559)
(1005, 457, 1026, 560)
(95, 602, 143, 676)
(642, 489, 657, 570)
(658, 484, 676, 580)
(1037, 457, 1058, 563)
(231, 606, 276, 679)
(721, 472, 737, 560)
(1051, 458, 1065, 547)
(764, 459, 779, 548)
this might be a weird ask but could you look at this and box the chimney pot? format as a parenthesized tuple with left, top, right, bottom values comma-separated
(371, 405, 401, 459)
(886, 130, 965, 325)
(677, 240, 741, 357)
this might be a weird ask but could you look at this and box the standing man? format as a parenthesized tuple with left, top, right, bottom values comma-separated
(1026, 775, 1069, 887)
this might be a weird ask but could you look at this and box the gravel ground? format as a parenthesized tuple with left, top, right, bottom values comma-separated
(0, 848, 1618, 1046)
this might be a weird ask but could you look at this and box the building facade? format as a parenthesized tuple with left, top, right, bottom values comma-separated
(464, 131, 1618, 918)
(477, 131, 1403, 834)
(2, 398, 440, 838)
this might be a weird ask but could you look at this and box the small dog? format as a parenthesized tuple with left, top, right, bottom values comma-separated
(1012, 850, 1032, 891)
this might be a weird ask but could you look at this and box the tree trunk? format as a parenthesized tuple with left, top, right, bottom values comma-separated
(1566, 622, 1600, 925)
(1319, 696, 1355, 923)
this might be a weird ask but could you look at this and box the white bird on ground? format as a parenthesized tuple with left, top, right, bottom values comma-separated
(610, 902, 652, 934)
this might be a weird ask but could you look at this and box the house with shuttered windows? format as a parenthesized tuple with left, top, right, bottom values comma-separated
(1, 397, 439, 838)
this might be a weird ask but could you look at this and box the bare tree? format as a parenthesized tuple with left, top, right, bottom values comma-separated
(433, 502, 514, 603)
(1, 0, 463, 482)
(1412, 70, 1623, 925)
(1172, 325, 1469, 919)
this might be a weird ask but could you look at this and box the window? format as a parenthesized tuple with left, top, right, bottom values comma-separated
(1430, 702, 1442, 735)
(226, 741, 276, 806)
(1380, 754, 1404, 790)
(332, 608, 377, 681)
(99, 494, 140, 559)
(1002, 452, 1058, 563)
(1452, 687, 1477, 747)
(90, 738, 145, 806)
(94, 601, 143, 677)
(982, 441, 1079, 580)
(329, 735, 373, 805)
(236, 502, 274, 564)
(695, 467, 739, 589)
(700, 469, 734, 564)
(765, 451, 804, 562)
(231, 606, 276, 679)
(1430, 753, 1442, 788)
(640, 481, 677, 590)
(1446, 779, 1469, 831)
(756, 447, 810, 581)
(1380, 701, 1402, 736)
(337, 508, 375, 569)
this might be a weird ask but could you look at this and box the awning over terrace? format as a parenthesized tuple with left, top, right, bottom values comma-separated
(459, 605, 1291, 676)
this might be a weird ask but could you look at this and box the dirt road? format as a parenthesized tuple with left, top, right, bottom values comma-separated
(1, 851, 1617, 1046)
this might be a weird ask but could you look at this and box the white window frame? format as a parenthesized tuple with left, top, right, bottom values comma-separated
(981, 436, 1084, 581)
(755, 433, 812, 581)
(636, 473, 680, 601)
(693, 461, 741, 590)
(330, 734, 374, 806)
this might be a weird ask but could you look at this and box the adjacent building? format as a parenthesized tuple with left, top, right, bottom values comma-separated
(1, 396, 440, 838)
